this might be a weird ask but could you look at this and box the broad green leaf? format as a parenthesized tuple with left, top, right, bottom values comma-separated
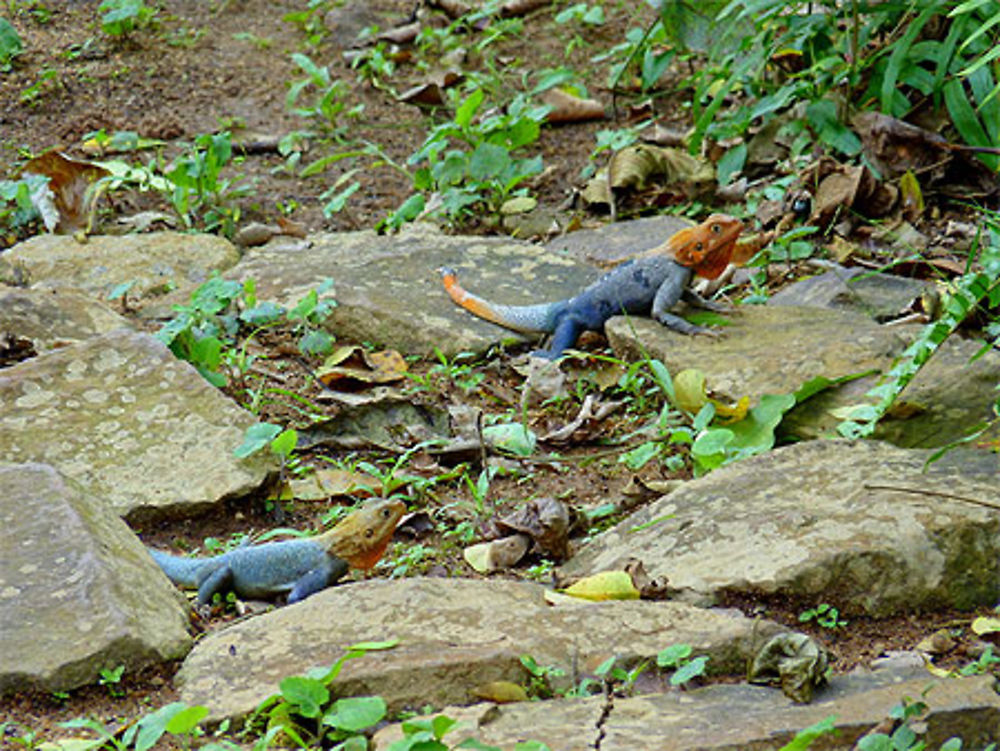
(278, 675, 328, 719)
(778, 715, 838, 751)
(455, 88, 484, 130)
(0, 18, 23, 69)
(134, 702, 188, 751)
(619, 441, 661, 470)
(657, 644, 692, 667)
(482, 423, 536, 456)
(164, 704, 209, 735)
(670, 655, 708, 685)
(234, 422, 283, 458)
(270, 428, 298, 458)
(323, 696, 386, 731)
(716, 142, 746, 186)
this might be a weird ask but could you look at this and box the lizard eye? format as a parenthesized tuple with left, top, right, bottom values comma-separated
(712, 223, 722, 234)
(365, 528, 374, 538)
(695, 242, 704, 251)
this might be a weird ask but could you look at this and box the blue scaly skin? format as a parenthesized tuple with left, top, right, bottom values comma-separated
(148, 499, 405, 605)
(441, 214, 743, 359)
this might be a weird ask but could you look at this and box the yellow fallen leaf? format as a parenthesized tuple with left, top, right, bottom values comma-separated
(712, 394, 750, 423)
(471, 681, 529, 703)
(561, 571, 639, 601)
(674, 368, 707, 414)
(971, 616, 1000, 636)
(288, 469, 379, 501)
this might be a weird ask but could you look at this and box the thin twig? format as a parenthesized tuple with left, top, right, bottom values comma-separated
(863, 483, 1000, 512)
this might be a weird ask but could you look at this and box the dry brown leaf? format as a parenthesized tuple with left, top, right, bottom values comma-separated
(23, 151, 110, 234)
(500, 0, 548, 16)
(496, 497, 571, 561)
(316, 346, 408, 389)
(541, 88, 605, 124)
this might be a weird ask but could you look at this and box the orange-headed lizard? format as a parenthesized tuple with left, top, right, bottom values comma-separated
(148, 499, 406, 605)
(440, 214, 744, 359)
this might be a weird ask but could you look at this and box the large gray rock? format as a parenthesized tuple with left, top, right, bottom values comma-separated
(544, 214, 693, 266)
(559, 440, 1000, 616)
(0, 285, 127, 352)
(768, 266, 931, 321)
(217, 224, 597, 356)
(0, 463, 191, 695)
(2, 231, 240, 302)
(0, 328, 274, 521)
(374, 665, 1000, 750)
(605, 304, 1000, 449)
(176, 577, 784, 724)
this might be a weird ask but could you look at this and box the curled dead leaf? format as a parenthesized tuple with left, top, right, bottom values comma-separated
(23, 151, 110, 234)
(496, 497, 571, 561)
(316, 346, 408, 389)
(561, 570, 640, 601)
(463, 534, 530, 573)
(541, 88, 605, 124)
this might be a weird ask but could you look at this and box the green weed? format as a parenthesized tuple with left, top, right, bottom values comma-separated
(99, 0, 156, 38)
(798, 603, 848, 630)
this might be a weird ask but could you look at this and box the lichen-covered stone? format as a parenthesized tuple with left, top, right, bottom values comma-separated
(0, 328, 274, 521)
(560, 440, 1000, 616)
(374, 665, 1000, 751)
(3, 231, 239, 302)
(0, 285, 127, 352)
(0, 462, 191, 695)
(216, 223, 597, 356)
(176, 577, 784, 724)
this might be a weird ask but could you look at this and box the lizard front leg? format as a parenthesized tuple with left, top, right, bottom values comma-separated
(533, 314, 586, 359)
(651, 269, 716, 336)
(682, 288, 731, 313)
(288, 557, 350, 604)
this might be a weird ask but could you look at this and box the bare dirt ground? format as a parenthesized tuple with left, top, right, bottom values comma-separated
(1, 1, 995, 746)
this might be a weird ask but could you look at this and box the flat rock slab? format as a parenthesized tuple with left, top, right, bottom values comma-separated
(217, 224, 597, 357)
(0, 328, 274, 521)
(605, 304, 1000, 448)
(0, 285, 127, 352)
(176, 577, 784, 724)
(544, 215, 693, 266)
(1, 231, 239, 302)
(559, 440, 1000, 616)
(0, 463, 191, 695)
(769, 266, 931, 321)
(374, 667, 1000, 750)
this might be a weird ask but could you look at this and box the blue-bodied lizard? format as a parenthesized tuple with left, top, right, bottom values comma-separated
(148, 499, 405, 605)
(440, 214, 744, 359)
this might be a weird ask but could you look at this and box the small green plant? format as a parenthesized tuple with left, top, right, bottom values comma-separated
(231, 31, 271, 50)
(0, 173, 46, 242)
(520, 654, 566, 699)
(282, 0, 330, 47)
(656, 643, 709, 687)
(99, 0, 155, 37)
(246, 640, 398, 747)
(165, 131, 254, 236)
(0, 17, 23, 70)
(799, 603, 848, 630)
(156, 275, 336, 388)
(385, 87, 549, 229)
(958, 645, 1000, 676)
(287, 52, 349, 136)
(98, 664, 126, 698)
(58, 701, 213, 750)
(235, 422, 303, 481)
(428, 348, 486, 392)
(0, 721, 41, 749)
(20, 67, 58, 105)
(838, 225, 1000, 442)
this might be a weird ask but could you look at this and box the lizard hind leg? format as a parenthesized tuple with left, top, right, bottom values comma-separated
(534, 315, 585, 359)
(196, 565, 235, 605)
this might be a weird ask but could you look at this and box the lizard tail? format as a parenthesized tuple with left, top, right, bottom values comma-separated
(439, 267, 557, 334)
(148, 548, 204, 587)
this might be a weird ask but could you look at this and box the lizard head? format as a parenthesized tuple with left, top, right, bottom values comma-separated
(668, 214, 744, 280)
